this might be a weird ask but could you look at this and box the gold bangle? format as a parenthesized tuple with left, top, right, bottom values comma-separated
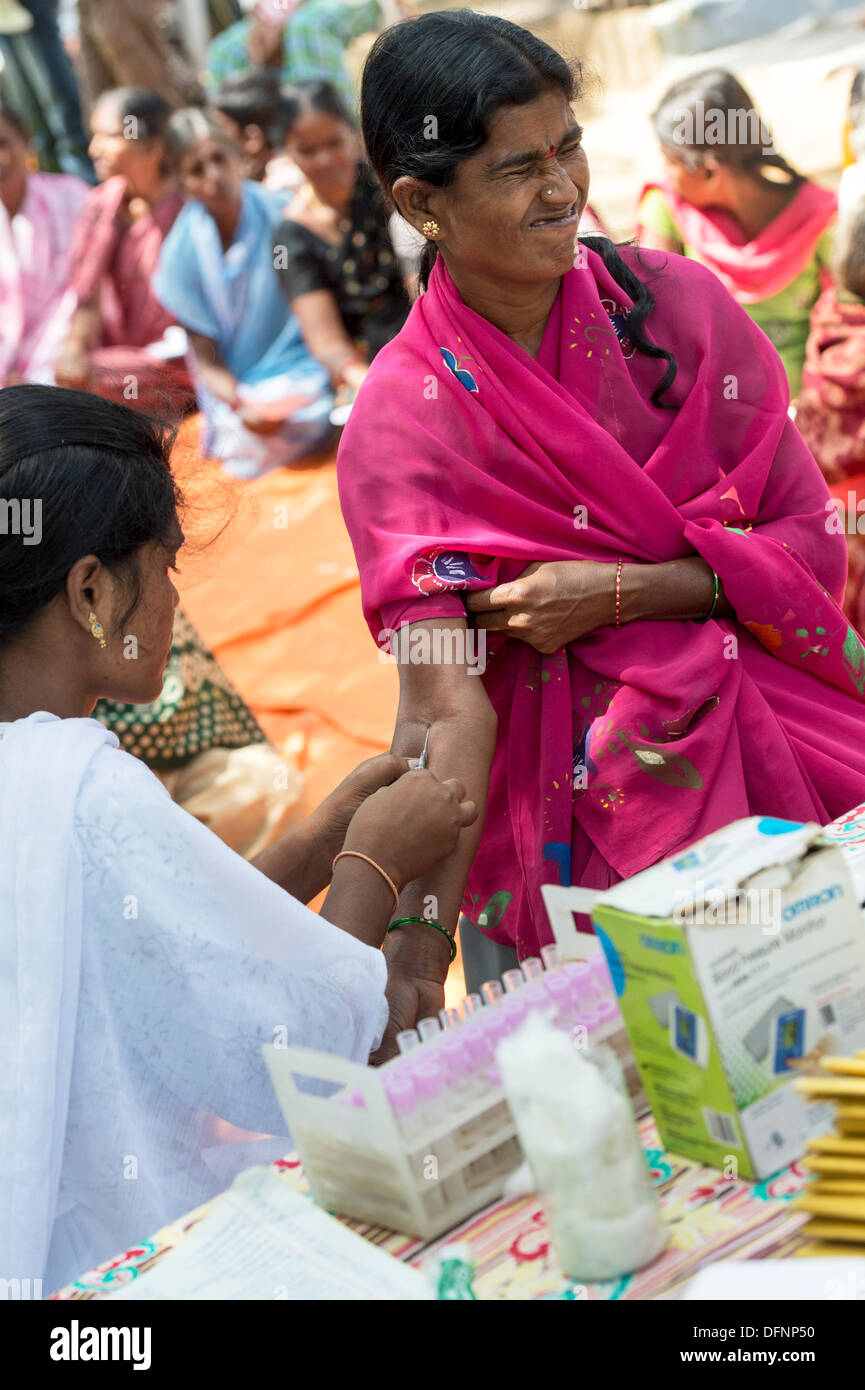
(331, 850, 400, 911)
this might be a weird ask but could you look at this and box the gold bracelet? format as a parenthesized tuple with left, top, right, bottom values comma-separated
(331, 850, 400, 911)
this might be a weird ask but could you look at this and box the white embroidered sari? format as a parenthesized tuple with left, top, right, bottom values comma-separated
(0, 713, 387, 1294)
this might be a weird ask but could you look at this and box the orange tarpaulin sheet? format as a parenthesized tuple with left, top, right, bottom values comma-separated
(172, 424, 399, 814)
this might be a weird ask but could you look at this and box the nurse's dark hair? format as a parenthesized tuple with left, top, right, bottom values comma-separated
(0, 386, 180, 644)
(361, 10, 678, 405)
(652, 69, 803, 187)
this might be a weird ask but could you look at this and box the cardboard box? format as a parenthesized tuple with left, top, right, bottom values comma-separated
(825, 800, 865, 906)
(589, 817, 865, 1179)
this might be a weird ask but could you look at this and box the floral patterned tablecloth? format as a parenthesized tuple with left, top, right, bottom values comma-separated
(53, 1113, 810, 1301)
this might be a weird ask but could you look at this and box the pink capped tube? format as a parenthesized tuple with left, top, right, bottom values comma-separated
(521, 982, 553, 1016)
(417, 1015, 442, 1043)
(501, 994, 529, 1035)
(460, 992, 483, 1021)
(543, 970, 574, 1029)
(562, 961, 593, 1010)
(462, 1023, 493, 1070)
(574, 1005, 602, 1046)
(541, 943, 561, 971)
(383, 1071, 420, 1141)
(479, 1008, 510, 1056)
(481, 979, 504, 1007)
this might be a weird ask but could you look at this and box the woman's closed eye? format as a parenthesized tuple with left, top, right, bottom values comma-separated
(505, 139, 584, 179)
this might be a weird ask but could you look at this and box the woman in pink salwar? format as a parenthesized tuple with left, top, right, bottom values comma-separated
(337, 12, 865, 1052)
(0, 106, 88, 387)
(636, 70, 836, 399)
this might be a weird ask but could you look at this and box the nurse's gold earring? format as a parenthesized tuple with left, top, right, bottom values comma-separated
(421, 219, 440, 239)
(88, 610, 106, 649)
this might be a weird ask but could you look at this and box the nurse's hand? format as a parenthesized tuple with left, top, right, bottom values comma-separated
(343, 769, 477, 893)
(466, 561, 616, 653)
(311, 751, 416, 864)
(254, 754, 460, 904)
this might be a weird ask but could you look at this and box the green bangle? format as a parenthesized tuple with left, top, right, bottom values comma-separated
(387, 916, 457, 963)
(697, 569, 720, 623)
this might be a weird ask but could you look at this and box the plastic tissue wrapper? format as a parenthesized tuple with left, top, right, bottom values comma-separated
(497, 1016, 667, 1282)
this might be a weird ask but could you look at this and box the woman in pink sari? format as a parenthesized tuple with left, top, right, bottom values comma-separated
(55, 88, 193, 415)
(338, 12, 865, 1052)
(0, 105, 88, 387)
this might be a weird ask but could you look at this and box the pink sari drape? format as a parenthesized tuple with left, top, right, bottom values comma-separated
(338, 248, 865, 957)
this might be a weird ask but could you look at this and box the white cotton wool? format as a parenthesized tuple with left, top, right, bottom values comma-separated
(497, 1014, 667, 1282)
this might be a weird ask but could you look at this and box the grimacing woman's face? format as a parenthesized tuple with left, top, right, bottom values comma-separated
(429, 88, 591, 286)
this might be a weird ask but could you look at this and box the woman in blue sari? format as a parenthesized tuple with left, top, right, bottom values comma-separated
(153, 109, 332, 478)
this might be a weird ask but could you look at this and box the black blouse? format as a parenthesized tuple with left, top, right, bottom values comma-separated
(274, 162, 410, 360)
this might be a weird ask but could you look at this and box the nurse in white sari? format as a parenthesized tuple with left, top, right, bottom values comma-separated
(0, 385, 476, 1294)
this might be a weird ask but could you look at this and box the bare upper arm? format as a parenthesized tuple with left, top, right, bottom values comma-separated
(292, 289, 353, 356)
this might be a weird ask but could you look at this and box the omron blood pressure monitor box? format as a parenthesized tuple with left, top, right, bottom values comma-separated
(590, 817, 865, 1179)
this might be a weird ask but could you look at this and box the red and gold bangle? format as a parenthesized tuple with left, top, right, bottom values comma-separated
(615, 557, 624, 629)
(331, 850, 400, 911)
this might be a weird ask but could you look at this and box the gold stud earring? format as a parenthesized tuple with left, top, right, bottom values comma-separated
(88, 610, 106, 649)
(421, 219, 440, 239)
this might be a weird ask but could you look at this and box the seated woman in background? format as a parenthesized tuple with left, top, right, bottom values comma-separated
(153, 109, 332, 478)
(0, 384, 476, 1294)
(273, 81, 411, 404)
(210, 67, 299, 188)
(0, 105, 88, 387)
(55, 87, 194, 415)
(637, 69, 836, 399)
(797, 199, 865, 633)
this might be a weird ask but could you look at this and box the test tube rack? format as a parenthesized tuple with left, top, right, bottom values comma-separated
(263, 951, 626, 1241)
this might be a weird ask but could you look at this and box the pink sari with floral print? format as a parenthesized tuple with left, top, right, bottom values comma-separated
(337, 247, 865, 957)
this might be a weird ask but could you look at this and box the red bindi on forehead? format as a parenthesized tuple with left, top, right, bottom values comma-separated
(546, 144, 556, 159)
